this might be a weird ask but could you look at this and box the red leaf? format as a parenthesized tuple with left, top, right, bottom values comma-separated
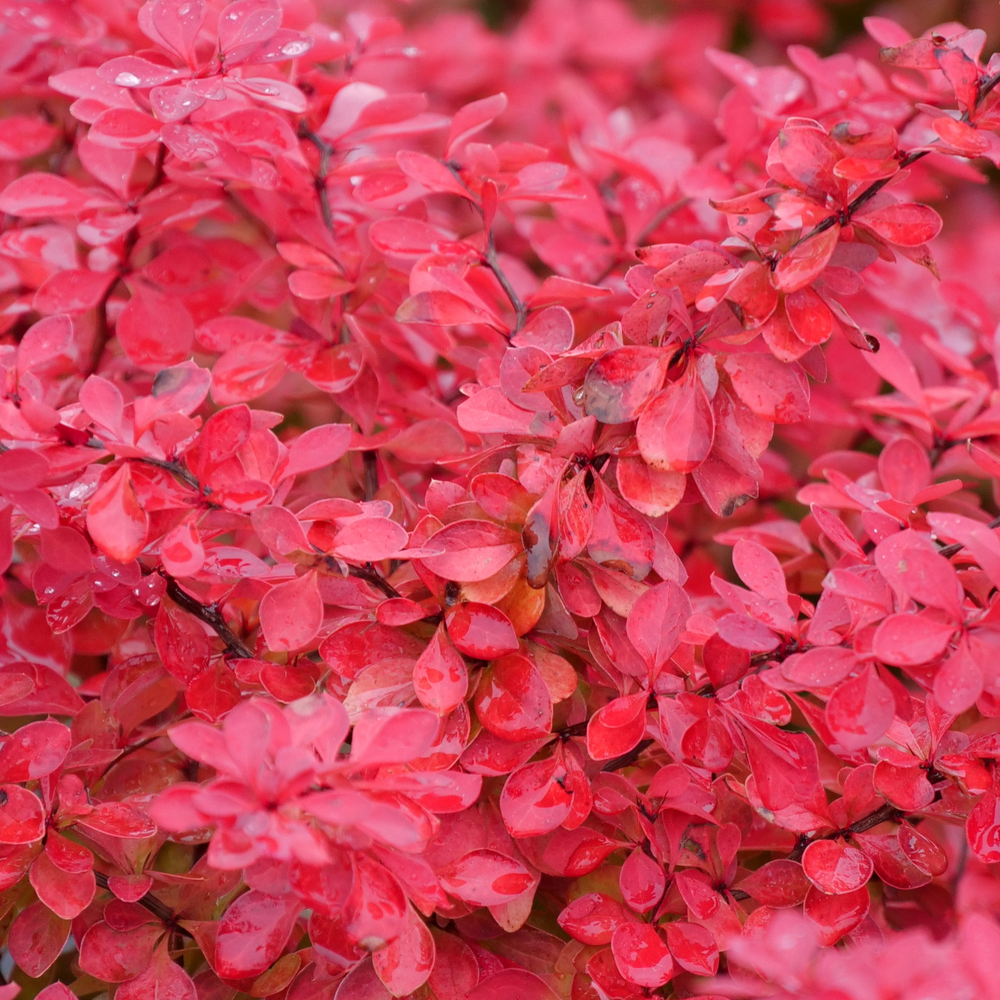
(259, 571, 323, 651)
(801, 839, 873, 894)
(586, 693, 648, 761)
(28, 852, 97, 920)
(428, 930, 479, 1000)
(738, 718, 824, 814)
(933, 636, 983, 715)
(217, 0, 282, 59)
(723, 353, 810, 423)
(898, 822, 948, 876)
(773, 224, 840, 293)
(664, 921, 719, 977)
(79, 920, 161, 982)
(8, 902, 70, 977)
(117, 941, 196, 1000)
(422, 520, 521, 582)
(0, 784, 46, 844)
(557, 893, 625, 945)
(349, 707, 439, 767)
(397, 291, 504, 330)
(279, 424, 352, 480)
(117, 283, 194, 371)
(160, 521, 205, 577)
(872, 613, 954, 667)
(446, 603, 519, 659)
(855, 203, 943, 247)
(87, 464, 148, 564)
(413, 624, 469, 716)
(446, 93, 508, 157)
(610, 921, 675, 988)
(212, 340, 286, 404)
(620, 846, 665, 913)
(825, 665, 895, 752)
(33, 268, 115, 315)
(369, 218, 464, 257)
(625, 581, 691, 678)
(475, 653, 553, 741)
(735, 859, 810, 907)
(333, 517, 409, 562)
(372, 905, 434, 997)
(215, 891, 299, 980)
(967, 775, 1000, 863)
(187, 661, 242, 721)
(802, 884, 870, 946)
(499, 757, 571, 836)
(781, 646, 857, 688)
(77, 801, 157, 839)
(0, 720, 70, 782)
(873, 760, 934, 812)
(0, 173, 90, 217)
(636, 377, 715, 472)
(440, 849, 532, 905)
(582, 347, 669, 424)
(396, 150, 470, 198)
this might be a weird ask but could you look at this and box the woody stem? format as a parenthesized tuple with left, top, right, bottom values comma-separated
(164, 577, 254, 659)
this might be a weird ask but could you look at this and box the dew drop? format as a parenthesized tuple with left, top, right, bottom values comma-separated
(115, 72, 142, 86)
(572, 388, 585, 404)
(281, 41, 310, 56)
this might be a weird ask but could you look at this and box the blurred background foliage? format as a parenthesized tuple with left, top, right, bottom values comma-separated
(469, 0, 1000, 56)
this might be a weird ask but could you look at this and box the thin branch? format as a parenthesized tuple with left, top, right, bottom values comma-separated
(634, 196, 692, 248)
(93, 870, 191, 934)
(802, 149, 929, 243)
(299, 124, 334, 233)
(138, 457, 203, 493)
(801, 61, 1000, 250)
(165, 577, 254, 659)
(485, 232, 527, 332)
(968, 69, 1000, 120)
(350, 563, 403, 600)
(362, 449, 379, 502)
(436, 158, 526, 333)
(601, 738, 654, 773)
(787, 801, 904, 863)
(938, 512, 1000, 559)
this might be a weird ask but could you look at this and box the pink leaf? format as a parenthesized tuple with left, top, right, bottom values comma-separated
(259, 571, 323, 651)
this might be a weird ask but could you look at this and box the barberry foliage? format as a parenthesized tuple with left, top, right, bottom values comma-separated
(3, 1, 1000, 999)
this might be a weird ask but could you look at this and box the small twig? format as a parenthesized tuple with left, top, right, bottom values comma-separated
(787, 801, 904, 862)
(351, 564, 402, 600)
(967, 69, 1000, 121)
(299, 123, 334, 233)
(138, 457, 203, 493)
(802, 150, 929, 244)
(938, 512, 1000, 559)
(93, 870, 191, 934)
(601, 738, 654, 773)
(362, 449, 379, 502)
(800, 59, 1000, 251)
(634, 196, 692, 247)
(165, 577, 254, 659)
(485, 232, 526, 332)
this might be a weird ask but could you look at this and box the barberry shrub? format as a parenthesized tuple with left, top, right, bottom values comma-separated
(5, 1, 1000, 999)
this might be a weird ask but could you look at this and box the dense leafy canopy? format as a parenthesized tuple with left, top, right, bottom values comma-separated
(3, 1, 1000, 999)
